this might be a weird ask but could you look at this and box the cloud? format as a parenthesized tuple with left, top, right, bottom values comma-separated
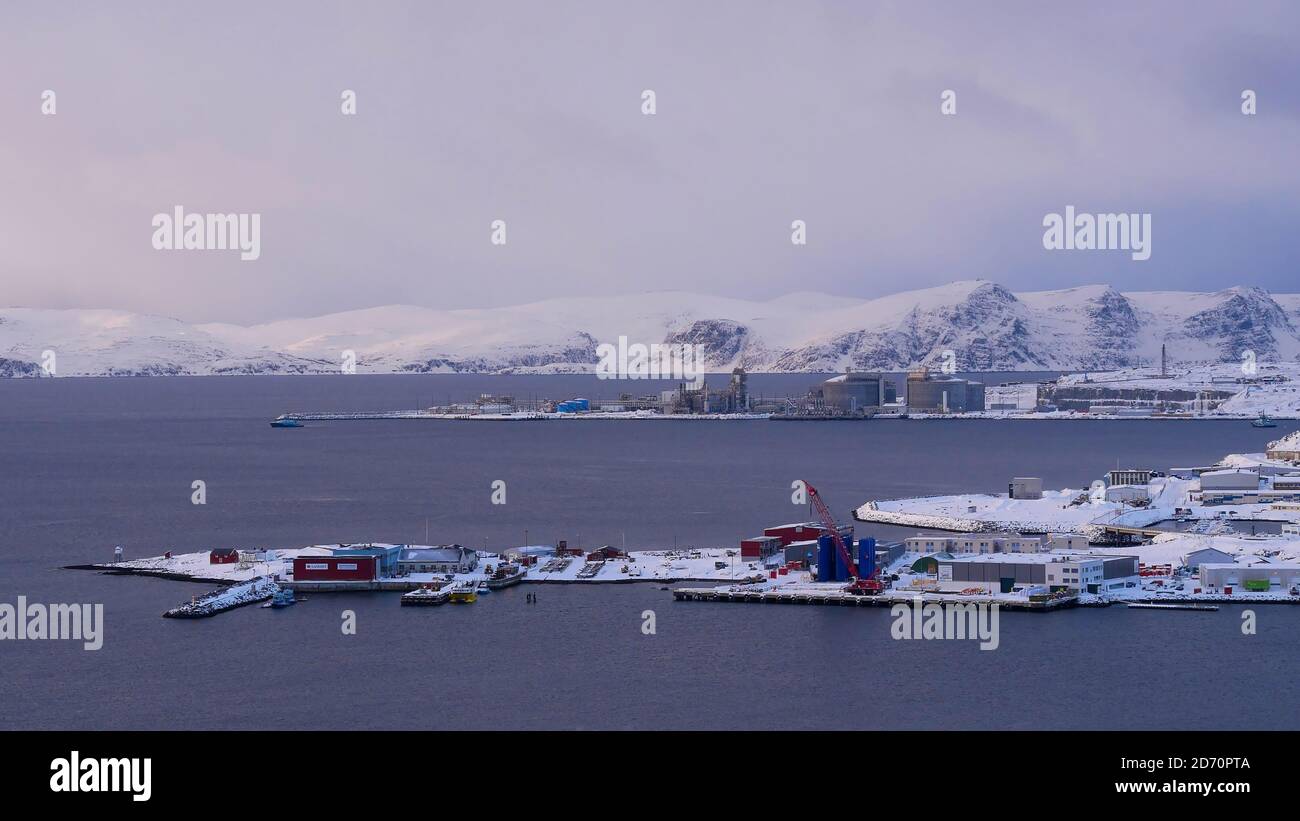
(0, 0, 1296, 322)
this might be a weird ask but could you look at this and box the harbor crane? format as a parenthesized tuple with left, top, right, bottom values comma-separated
(803, 481, 884, 595)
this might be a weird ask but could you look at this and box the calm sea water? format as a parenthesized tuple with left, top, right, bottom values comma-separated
(1, 374, 1298, 730)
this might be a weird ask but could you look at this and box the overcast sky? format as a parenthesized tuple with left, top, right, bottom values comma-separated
(1, 1, 1297, 324)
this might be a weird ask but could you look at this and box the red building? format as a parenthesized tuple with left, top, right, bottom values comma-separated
(586, 545, 625, 561)
(292, 555, 377, 581)
(762, 522, 852, 547)
(209, 548, 239, 565)
(740, 536, 783, 560)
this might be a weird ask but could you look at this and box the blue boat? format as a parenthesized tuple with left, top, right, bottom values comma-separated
(270, 415, 304, 428)
(269, 588, 296, 608)
(1251, 413, 1278, 428)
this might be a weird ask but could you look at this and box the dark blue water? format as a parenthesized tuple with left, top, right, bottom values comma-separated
(2, 375, 1297, 729)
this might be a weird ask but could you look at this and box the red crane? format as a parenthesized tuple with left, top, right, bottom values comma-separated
(804, 481, 883, 595)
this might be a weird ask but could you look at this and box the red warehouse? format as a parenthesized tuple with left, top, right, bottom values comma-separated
(740, 536, 783, 560)
(292, 555, 377, 581)
(209, 548, 239, 565)
(762, 522, 853, 547)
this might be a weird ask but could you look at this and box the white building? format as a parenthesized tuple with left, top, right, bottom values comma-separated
(1199, 468, 1260, 491)
(1199, 563, 1300, 591)
(1105, 484, 1149, 503)
(935, 552, 1137, 594)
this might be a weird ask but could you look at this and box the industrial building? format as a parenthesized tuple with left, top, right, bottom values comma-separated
(936, 553, 1138, 594)
(396, 545, 479, 574)
(1199, 563, 1300, 592)
(763, 521, 853, 546)
(1199, 468, 1261, 491)
(1108, 468, 1154, 487)
(293, 554, 378, 581)
(905, 367, 985, 413)
(1105, 485, 1149, 503)
(740, 535, 783, 561)
(331, 543, 405, 576)
(1009, 477, 1043, 500)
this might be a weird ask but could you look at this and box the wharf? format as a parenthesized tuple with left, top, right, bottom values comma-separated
(672, 586, 1078, 611)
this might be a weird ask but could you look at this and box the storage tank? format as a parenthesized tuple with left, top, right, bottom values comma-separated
(857, 537, 877, 579)
(817, 535, 835, 582)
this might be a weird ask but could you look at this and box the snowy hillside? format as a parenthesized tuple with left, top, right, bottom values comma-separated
(4, 281, 1300, 376)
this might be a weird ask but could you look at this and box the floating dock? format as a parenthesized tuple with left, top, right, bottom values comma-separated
(1126, 602, 1220, 611)
(672, 586, 1078, 611)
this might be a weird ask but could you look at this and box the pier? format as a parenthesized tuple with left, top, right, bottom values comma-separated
(671, 586, 1079, 611)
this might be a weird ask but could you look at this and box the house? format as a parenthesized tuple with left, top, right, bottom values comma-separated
(209, 548, 239, 564)
(586, 545, 625, 561)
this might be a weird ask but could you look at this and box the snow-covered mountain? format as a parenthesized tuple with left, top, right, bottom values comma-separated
(4, 281, 1299, 376)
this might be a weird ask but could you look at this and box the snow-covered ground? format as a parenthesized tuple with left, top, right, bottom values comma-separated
(97, 546, 771, 587)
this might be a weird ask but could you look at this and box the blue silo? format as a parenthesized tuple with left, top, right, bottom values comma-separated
(857, 537, 877, 580)
(816, 535, 835, 582)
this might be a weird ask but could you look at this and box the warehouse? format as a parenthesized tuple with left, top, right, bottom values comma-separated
(936, 553, 1137, 594)
(293, 554, 377, 581)
(1009, 477, 1043, 500)
(763, 522, 852, 546)
(1199, 468, 1260, 491)
(331, 543, 405, 576)
(740, 535, 783, 561)
(1182, 547, 1236, 570)
(1199, 563, 1300, 592)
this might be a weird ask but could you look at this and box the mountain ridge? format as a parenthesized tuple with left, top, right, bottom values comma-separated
(4, 280, 1300, 376)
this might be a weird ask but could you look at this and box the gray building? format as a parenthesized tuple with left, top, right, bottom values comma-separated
(1183, 547, 1236, 570)
(397, 545, 479, 574)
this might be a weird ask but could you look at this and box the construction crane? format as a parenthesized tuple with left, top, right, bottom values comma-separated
(803, 481, 883, 595)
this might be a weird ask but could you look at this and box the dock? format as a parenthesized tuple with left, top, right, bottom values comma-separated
(672, 586, 1078, 611)
(1126, 602, 1220, 611)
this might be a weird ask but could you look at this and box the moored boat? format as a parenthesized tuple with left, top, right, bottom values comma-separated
(1250, 412, 1277, 428)
(448, 582, 478, 604)
(485, 563, 528, 590)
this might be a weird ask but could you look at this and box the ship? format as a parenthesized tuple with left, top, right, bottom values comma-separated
(1251, 413, 1278, 428)
(268, 587, 296, 608)
(270, 415, 304, 428)
(448, 581, 478, 604)
(485, 563, 528, 590)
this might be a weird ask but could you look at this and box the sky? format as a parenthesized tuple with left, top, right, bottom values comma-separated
(1, 1, 1297, 324)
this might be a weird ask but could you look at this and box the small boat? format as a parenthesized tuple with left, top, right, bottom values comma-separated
(448, 582, 477, 604)
(1251, 413, 1278, 428)
(268, 588, 296, 608)
(270, 415, 304, 428)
